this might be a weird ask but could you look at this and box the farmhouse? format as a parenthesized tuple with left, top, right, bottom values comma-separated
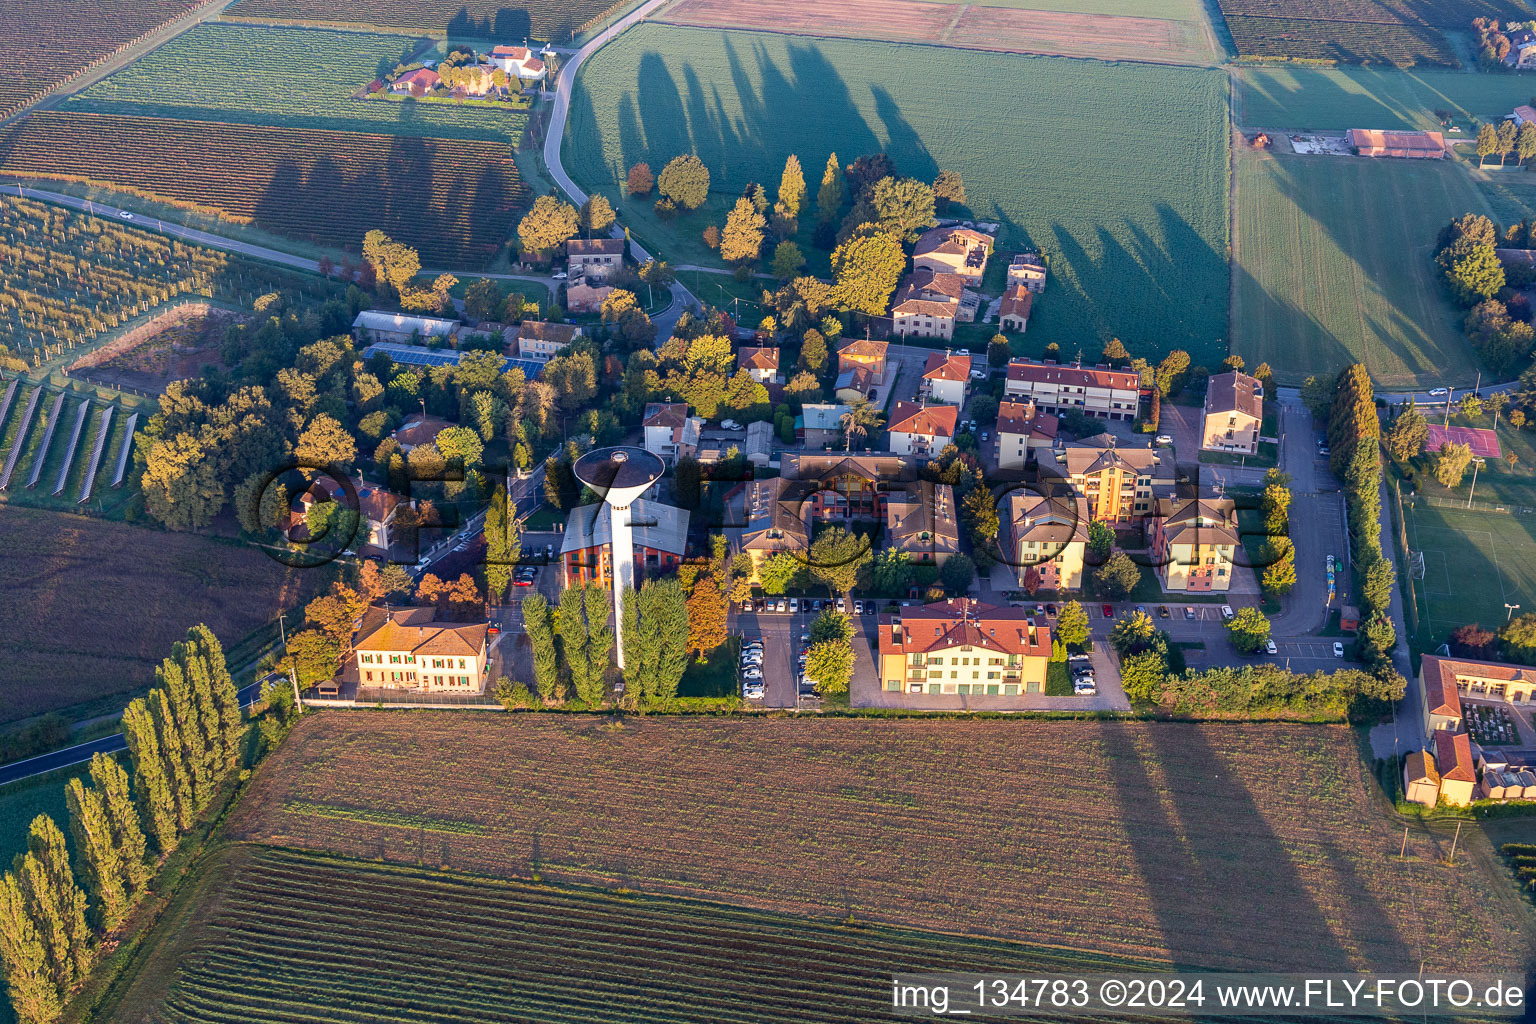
(352, 310, 457, 346)
(1402, 748, 1440, 809)
(1202, 370, 1263, 455)
(566, 237, 624, 280)
(1506, 30, 1536, 68)
(515, 321, 582, 362)
(737, 346, 780, 384)
(799, 403, 850, 448)
(886, 481, 960, 566)
(1149, 496, 1240, 593)
(1005, 359, 1140, 420)
(1045, 434, 1172, 524)
(641, 402, 702, 465)
(1007, 492, 1090, 591)
(921, 350, 971, 405)
(912, 226, 993, 285)
(390, 67, 440, 97)
(560, 499, 688, 589)
(877, 597, 1051, 698)
(1433, 730, 1477, 806)
(999, 285, 1033, 333)
(488, 44, 548, 81)
(353, 607, 489, 693)
(1007, 251, 1047, 293)
(995, 398, 1059, 470)
(564, 278, 613, 314)
(886, 401, 958, 457)
(1346, 129, 1445, 159)
(836, 337, 890, 384)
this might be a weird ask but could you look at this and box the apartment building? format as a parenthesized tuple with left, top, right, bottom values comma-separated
(877, 598, 1051, 698)
(1005, 359, 1140, 420)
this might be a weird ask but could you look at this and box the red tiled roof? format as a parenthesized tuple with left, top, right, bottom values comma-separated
(1000, 284, 1033, 320)
(880, 597, 1050, 659)
(1007, 359, 1137, 391)
(888, 401, 958, 438)
(1432, 730, 1475, 784)
(995, 400, 1057, 440)
(567, 237, 624, 256)
(922, 351, 971, 382)
(739, 346, 780, 371)
(643, 402, 689, 429)
(395, 68, 440, 88)
(491, 45, 529, 59)
(523, 58, 546, 73)
(837, 338, 889, 360)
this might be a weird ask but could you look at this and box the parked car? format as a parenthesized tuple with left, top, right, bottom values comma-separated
(1135, 605, 1147, 617)
(1220, 605, 1234, 620)
(1317, 446, 1330, 457)
(1045, 604, 1057, 616)
(512, 575, 535, 587)
(812, 599, 824, 612)
(1101, 604, 1114, 618)
(1184, 606, 1196, 620)
(1074, 678, 1098, 696)
(1333, 641, 1346, 658)
(1158, 605, 1170, 618)
(487, 625, 500, 636)
(800, 632, 810, 644)
(720, 418, 742, 430)
(980, 431, 989, 443)
(753, 598, 766, 612)
(836, 597, 846, 612)
(788, 598, 799, 613)
(775, 598, 787, 613)
(1155, 434, 1173, 446)
(1265, 639, 1278, 655)
(742, 639, 763, 650)
(742, 668, 763, 680)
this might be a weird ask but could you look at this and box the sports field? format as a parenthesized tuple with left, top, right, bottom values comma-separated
(1233, 146, 1487, 387)
(1236, 65, 1536, 131)
(1405, 499, 1536, 643)
(566, 25, 1231, 364)
(68, 24, 527, 149)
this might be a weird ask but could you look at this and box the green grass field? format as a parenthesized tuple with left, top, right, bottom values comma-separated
(1233, 147, 1491, 387)
(67, 24, 527, 149)
(566, 25, 1231, 365)
(1236, 65, 1536, 131)
(1404, 499, 1536, 643)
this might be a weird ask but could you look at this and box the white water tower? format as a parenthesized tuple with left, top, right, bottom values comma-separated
(572, 446, 666, 669)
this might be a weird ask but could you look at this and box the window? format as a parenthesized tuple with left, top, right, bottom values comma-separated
(365, 671, 373, 682)
(951, 671, 958, 679)
(930, 657, 943, 665)
(886, 679, 901, 691)
(987, 672, 998, 680)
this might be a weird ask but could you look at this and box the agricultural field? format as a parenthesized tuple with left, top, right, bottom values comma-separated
(223, 0, 629, 41)
(114, 845, 1164, 1024)
(68, 25, 528, 150)
(1403, 499, 1536, 645)
(231, 713, 1536, 973)
(1215, 0, 1532, 66)
(0, 506, 335, 723)
(655, 0, 1222, 66)
(566, 25, 1231, 364)
(1232, 147, 1490, 387)
(67, 304, 244, 395)
(1237, 64, 1536, 131)
(0, 0, 215, 118)
(0, 112, 526, 266)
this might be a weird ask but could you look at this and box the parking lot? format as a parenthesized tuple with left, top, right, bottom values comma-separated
(733, 597, 877, 707)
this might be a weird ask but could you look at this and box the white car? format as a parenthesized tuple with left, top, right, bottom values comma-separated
(1428, 388, 1449, 397)
(1155, 434, 1173, 446)
(1265, 639, 1277, 656)
(742, 669, 763, 680)
(1333, 641, 1346, 658)
(788, 598, 799, 613)
(551, 270, 568, 280)
(720, 419, 742, 430)
(1073, 679, 1097, 696)
(741, 654, 763, 665)
(775, 598, 787, 613)
(1220, 605, 1234, 620)
(118, 210, 134, 220)
(836, 597, 846, 612)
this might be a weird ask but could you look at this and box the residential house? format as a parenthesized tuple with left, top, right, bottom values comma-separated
(1007, 251, 1047, 293)
(1346, 129, 1446, 159)
(891, 270, 964, 340)
(999, 285, 1033, 333)
(784, 452, 913, 519)
(564, 278, 613, 314)
(800, 403, 850, 448)
(876, 598, 1052, 698)
(1514, 103, 1536, 127)
(835, 364, 874, 403)
(353, 607, 489, 693)
(912, 226, 993, 285)
(995, 398, 1059, 470)
(1046, 434, 1172, 524)
(560, 499, 689, 589)
(1202, 371, 1264, 455)
(566, 237, 624, 280)
(390, 67, 440, 97)
(886, 402, 958, 458)
(1506, 29, 1536, 69)
(1149, 496, 1240, 593)
(921, 350, 971, 405)
(391, 414, 452, 454)
(1007, 492, 1089, 591)
(836, 337, 890, 385)
(354, 482, 408, 553)
(1005, 359, 1140, 420)
(642, 402, 702, 465)
(887, 481, 960, 566)
(353, 310, 457, 346)
(1402, 749, 1441, 809)
(488, 44, 547, 80)
(740, 476, 813, 574)
(738, 346, 781, 384)
(1432, 730, 1477, 806)
(515, 321, 582, 362)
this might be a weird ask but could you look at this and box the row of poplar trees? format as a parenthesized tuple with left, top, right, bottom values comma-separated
(0, 625, 244, 1024)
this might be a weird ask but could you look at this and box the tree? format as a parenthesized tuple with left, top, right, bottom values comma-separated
(141, 433, 223, 531)
(940, 553, 976, 594)
(777, 154, 806, 218)
(987, 334, 1011, 368)
(758, 551, 803, 596)
(578, 194, 615, 237)
(580, 582, 613, 706)
(771, 241, 805, 280)
(806, 639, 854, 695)
(1360, 555, 1397, 613)
(558, 586, 593, 703)
(658, 155, 710, 210)
(1055, 600, 1090, 649)
(830, 229, 905, 315)
(1451, 622, 1497, 657)
(1361, 613, 1397, 663)
(1261, 480, 1291, 535)
(816, 152, 843, 223)
(1109, 611, 1158, 656)
(808, 526, 872, 594)
(522, 592, 561, 701)
(294, 414, 356, 468)
(1087, 520, 1114, 562)
(1477, 121, 1500, 166)
(1262, 542, 1297, 596)
(720, 196, 767, 266)
(870, 547, 914, 596)
(463, 278, 503, 323)
(1441, 236, 1506, 305)
(961, 486, 999, 550)
(0, 869, 62, 1024)
(1433, 440, 1475, 487)
(483, 485, 519, 601)
(1094, 552, 1140, 600)
(88, 753, 148, 895)
(517, 195, 579, 259)
(685, 573, 729, 655)
(1120, 650, 1168, 703)
(839, 397, 885, 451)
(1155, 350, 1191, 397)
(1489, 389, 1511, 427)
(120, 699, 179, 855)
(622, 578, 689, 709)
(932, 169, 965, 212)
(1384, 400, 1429, 461)
(361, 229, 421, 297)
(1225, 606, 1271, 655)
(18, 815, 92, 989)
(626, 162, 654, 196)
(1301, 374, 1335, 424)
(869, 176, 937, 242)
(65, 777, 127, 930)
(1459, 393, 1484, 419)
(800, 329, 828, 373)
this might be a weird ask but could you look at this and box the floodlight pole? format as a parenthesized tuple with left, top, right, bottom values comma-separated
(1507, 602, 1521, 622)
(1466, 457, 1485, 508)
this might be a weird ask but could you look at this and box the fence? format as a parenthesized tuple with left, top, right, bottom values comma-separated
(353, 688, 499, 708)
(1418, 492, 1536, 517)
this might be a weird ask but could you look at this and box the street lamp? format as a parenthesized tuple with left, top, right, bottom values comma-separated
(1507, 603, 1521, 622)
(1466, 456, 1486, 508)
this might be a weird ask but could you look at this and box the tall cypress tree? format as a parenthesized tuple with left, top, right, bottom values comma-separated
(146, 691, 194, 832)
(157, 661, 210, 813)
(620, 586, 645, 702)
(522, 593, 560, 702)
(120, 700, 179, 855)
(15, 817, 91, 989)
(0, 871, 62, 1024)
(176, 644, 222, 791)
(188, 625, 243, 771)
(558, 587, 592, 704)
(64, 781, 127, 931)
(87, 754, 149, 896)
(582, 583, 613, 706)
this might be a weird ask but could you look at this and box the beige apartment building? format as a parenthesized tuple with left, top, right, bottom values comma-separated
(877, 598, 1051, 698)
(1007, 492, 1089, 591)
(1202, 371, 1264, 455)
(1150, 496, 1240, 592)
(1005, 359, 1141, 421)
(1046, 435, 1172, 524)
(353, 607, 489, 693)
(995, 399, 1059, 470)
(515, 321, 582, 362)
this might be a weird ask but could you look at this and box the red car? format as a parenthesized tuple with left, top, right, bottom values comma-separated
(1101, 604, 1115, 618)
(513, 576, 534, 587)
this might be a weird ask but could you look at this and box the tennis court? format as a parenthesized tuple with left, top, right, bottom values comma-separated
(1423, 423, 1501, 458)
(1404, 499, 1536, 643)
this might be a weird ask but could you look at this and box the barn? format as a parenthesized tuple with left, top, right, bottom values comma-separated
(1346, 129, 1445, 159)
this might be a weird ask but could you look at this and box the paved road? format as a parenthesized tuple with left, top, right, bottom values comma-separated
(0, 681, 265, 788)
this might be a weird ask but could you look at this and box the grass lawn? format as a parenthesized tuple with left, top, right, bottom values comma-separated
(1199, 441, 1279, 469)
(1045, 660, 1073, 696)
(1233, 146, 1490, 387)
(1235, 65, 1536, 132)
(679, 636, 741, 698)
(1402, 497, 1536, 644)
(566, 25, 1231, 366)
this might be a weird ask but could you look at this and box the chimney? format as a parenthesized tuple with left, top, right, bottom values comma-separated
(1023, 397, 1036, 421)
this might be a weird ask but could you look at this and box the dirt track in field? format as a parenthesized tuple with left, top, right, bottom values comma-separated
(654, 0, 1216, 65)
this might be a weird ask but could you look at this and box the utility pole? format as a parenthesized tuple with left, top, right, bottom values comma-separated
(1444, 386, 1454, 428)
(1448, 821, 1462, 866)
(278, 613, 304, 714)
(1399, 825, 1408, 860)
